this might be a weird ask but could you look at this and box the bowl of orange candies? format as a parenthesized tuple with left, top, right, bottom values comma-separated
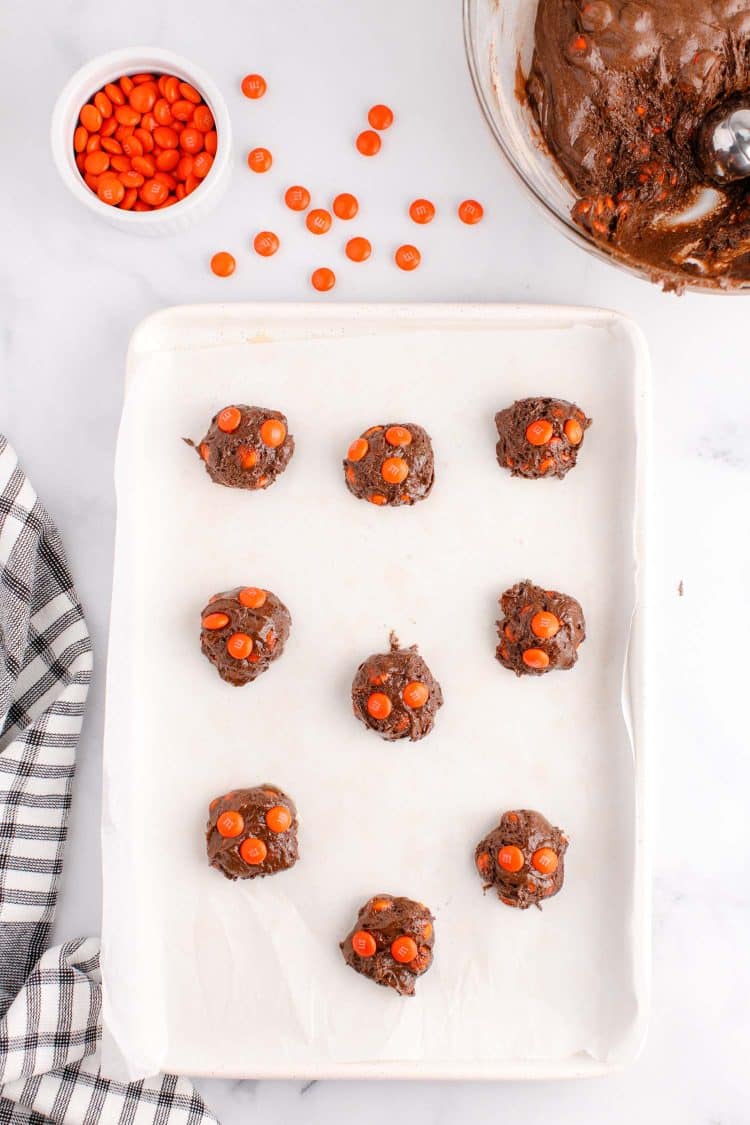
(51, 47, 232, 234)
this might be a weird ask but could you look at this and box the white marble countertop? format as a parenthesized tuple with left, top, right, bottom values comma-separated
(2, 0, 748, 1121)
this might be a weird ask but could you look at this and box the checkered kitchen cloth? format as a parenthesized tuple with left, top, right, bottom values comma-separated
(0, 437, 217, 1124)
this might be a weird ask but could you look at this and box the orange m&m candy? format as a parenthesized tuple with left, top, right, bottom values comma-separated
(385, 426, 411, 446)
(526, 419, 553, 446)
(240, 837, 268, 865)
(522, 648, 550, 670)
(227, 633, 254, 660)
(395, 244, 420, 271)
(409, 198, 435, 224)
(531, 611, 560, 639)
(210, 252, 236, 278)
(348, 438, 369, 462)
(564, 418, 583, 445)
(366, 692, 392, 720)
(356, 129, 381, 156)
(333, 192, 358, 220)
(352, 930, 377, 957)
(247, 147, 272, 172)
(202, 613, 229, 630)
(458, 199, 484, 224)
(345, 237, 371, 262)
(254, 231, 280, 256)
(217, 406, 242, 432)
(285, 184, 310, 211)
(306, 208, 332, 235)
(239, 587, 267, 609)
(311, 267, 336, 291)
(368, 104, 394, 130)
(260, 419, 286, 447)
(241, 74, 266, 99)
(532, 847, 558, 874)
(266, 806, 292, 833)
(497, 845, 524, 872)
(403, 681, 429, 708)
(381, 457, 408, 484)
(216, 810, 244, 838)
(391, 936, 418, 963)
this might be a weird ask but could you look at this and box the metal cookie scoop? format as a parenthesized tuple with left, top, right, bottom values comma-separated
(698, 100, 750, 184)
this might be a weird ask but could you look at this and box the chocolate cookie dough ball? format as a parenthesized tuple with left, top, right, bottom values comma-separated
(195, 404, 294, 489)
(496, 580, 585, 675)
(340, 895, 435, 996)
(201, 586, 291, 686)
(206, 784, 299, 881)
(475, 809, 568, 909)
(343, 423, 434, 506)
(495, 397, 591, 479)
(351, 633, 443, 741)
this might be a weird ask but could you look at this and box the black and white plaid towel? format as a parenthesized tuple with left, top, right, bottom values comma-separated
(0, 436, 218, 1125)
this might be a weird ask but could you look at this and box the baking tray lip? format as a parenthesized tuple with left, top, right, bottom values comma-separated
(103, 301, 652, 1082)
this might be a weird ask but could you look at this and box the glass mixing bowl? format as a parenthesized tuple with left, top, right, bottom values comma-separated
(463, 0, 748, 293)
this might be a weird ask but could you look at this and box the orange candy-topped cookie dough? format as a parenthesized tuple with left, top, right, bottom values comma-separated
(340, 894, 434, 996)
(343, 422, 434, 507)
(475, 809, 568, 909)
(495, 396, 592, 479)
(351, 632, 443, 742)
(200, 587, 292, 686)
(207, 784, 298, 880)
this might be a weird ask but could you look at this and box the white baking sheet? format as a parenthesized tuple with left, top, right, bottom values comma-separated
(101, 303, 651, 1081)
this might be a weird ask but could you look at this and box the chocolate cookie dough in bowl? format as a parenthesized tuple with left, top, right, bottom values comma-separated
(464, 0, 750, 291)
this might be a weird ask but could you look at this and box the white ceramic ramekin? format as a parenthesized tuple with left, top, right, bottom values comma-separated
(51, 47, 232, 236)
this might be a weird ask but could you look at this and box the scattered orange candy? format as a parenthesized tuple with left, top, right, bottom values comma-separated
(522, 648, 550, 670)
(311, 267, 336, 291)
(409, 198, 435, 224)
(352, 930, 377, 957)
(345, 236, 371, 262)
(403, 681, 429, 708)
(239, 837, 268, 865)
(356, 129, 381, 156)
(216, 810, 244, 838)
(254, 230, 280, 256)
(366, 692, 392, 720)
(332, 192, 358, 220)
(306, 208, 332, 234)
(391, 936, 418, 963)
(266, 806, 292, 833)
(260, 419, 287, 447)
(395, 244, 420, 271)
(497, 845, 524, 872)
(227, 633, 254, 660)
(247, 147, 272, 172)
(368, 104, 394, 130)
(239, 587, 267, 609)
(241, 74, 267, 99)
(285, 184, 310, 211)
(458, 199, 484, 224)
(211, 251, 236, 278)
